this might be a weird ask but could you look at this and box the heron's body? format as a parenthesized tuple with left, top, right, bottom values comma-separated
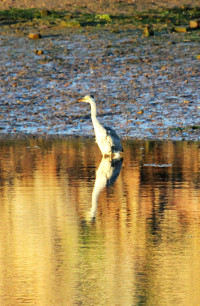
(78, 95, 123, 158)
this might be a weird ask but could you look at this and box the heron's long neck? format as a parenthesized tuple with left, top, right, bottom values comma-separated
(90, 100, 101, 130)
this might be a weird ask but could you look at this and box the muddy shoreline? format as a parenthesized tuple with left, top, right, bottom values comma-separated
(0, 8, 200, 141)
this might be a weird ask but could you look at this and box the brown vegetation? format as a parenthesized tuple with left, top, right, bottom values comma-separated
(0, 0, 200, 13)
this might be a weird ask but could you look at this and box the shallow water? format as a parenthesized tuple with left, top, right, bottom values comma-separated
(0, 137, 200, 305)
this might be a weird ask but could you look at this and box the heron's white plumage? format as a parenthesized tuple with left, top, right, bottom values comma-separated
(78, 95, 123, 157)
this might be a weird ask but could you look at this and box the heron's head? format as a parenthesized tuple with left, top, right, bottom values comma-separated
(78, 95, 95, 104)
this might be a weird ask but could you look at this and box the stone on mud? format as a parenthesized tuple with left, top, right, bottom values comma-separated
(143, 25, 154, 37)
(174, 26, 189, 33)
(189, 19, 200, 29)
(37, 50, 44, 55)
(137, 110, 144, 115)
(29, 33, 41, 39)
(60, 20, 80, 28)
(40, 10, 50, 17)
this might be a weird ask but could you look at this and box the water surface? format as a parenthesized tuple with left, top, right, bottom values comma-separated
(0, 137, 200, 305)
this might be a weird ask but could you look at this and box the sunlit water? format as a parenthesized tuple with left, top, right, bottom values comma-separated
(0, 137, 200, 305)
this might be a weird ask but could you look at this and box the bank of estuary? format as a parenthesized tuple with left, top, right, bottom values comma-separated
(0, 7, 200, 140)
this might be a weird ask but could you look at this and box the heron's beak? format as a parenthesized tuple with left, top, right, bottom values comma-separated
(78, 97, 88, 103)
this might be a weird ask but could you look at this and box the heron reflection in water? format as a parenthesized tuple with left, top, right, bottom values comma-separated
(90, 157, 123, 220)
(78, 95, 123, 159)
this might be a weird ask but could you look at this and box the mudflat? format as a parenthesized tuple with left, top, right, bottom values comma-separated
(0, 3, 200, 140)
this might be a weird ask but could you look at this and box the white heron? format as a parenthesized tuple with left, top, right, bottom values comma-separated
(78, 95, 123, 158)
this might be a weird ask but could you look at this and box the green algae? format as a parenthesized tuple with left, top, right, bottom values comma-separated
(0, 6, 200, 36)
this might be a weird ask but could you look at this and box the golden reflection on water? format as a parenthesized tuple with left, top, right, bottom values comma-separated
(0, 137, 200, 305)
